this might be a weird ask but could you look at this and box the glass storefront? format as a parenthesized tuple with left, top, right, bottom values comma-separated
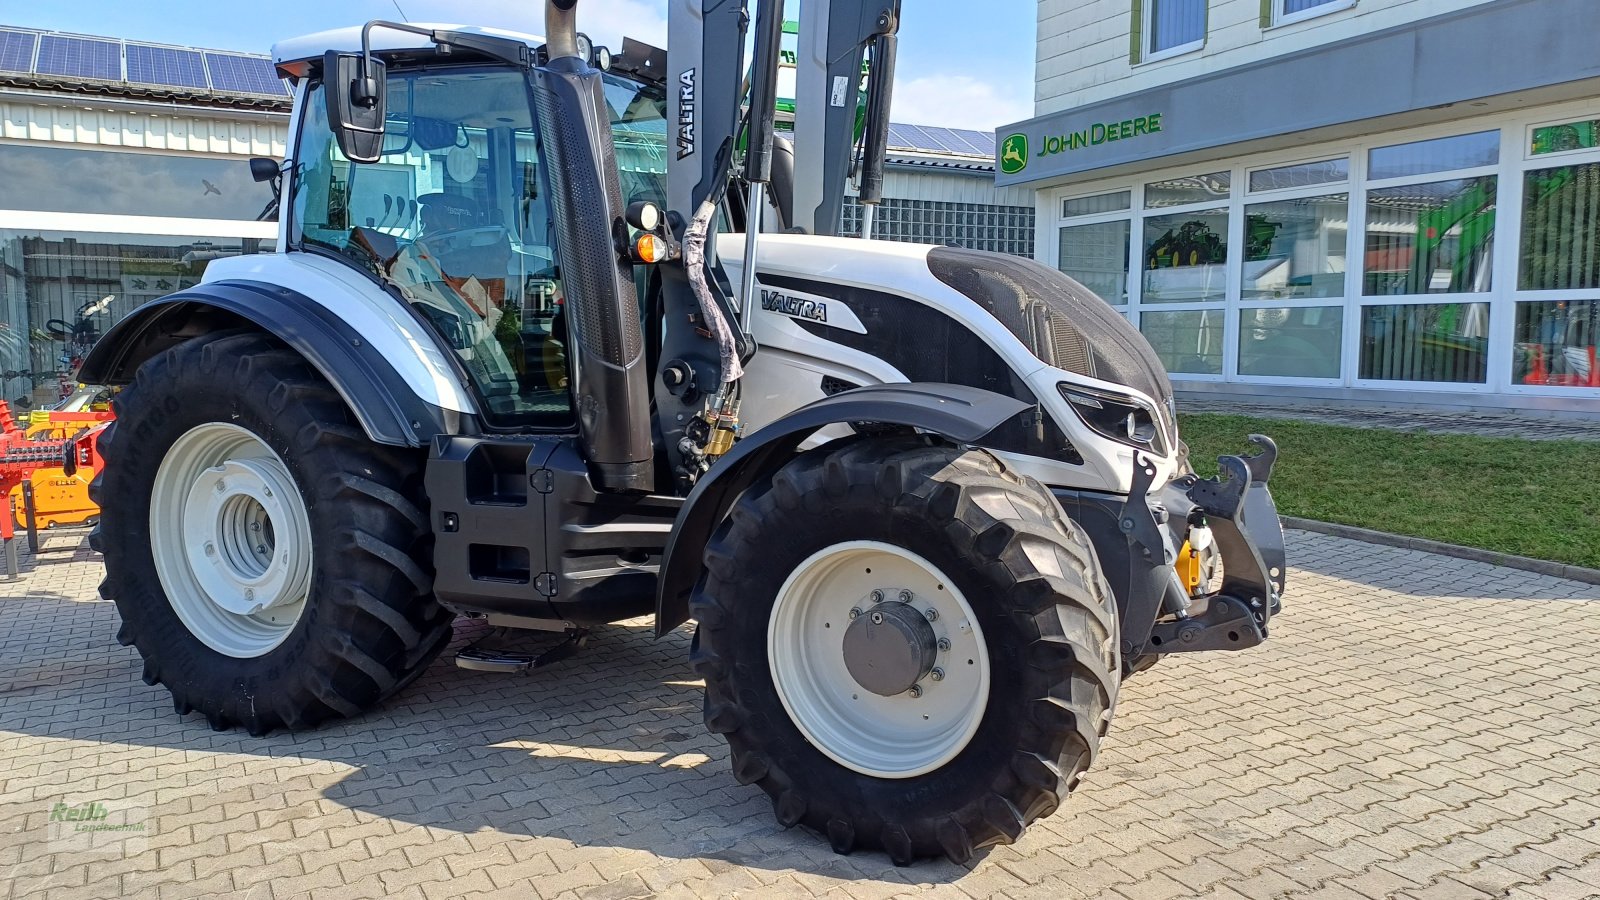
(1140, 308, 1224, 375)
(1142, 208, 1229, 303)
(1058, 220, 1130, 304)
(1363, 177, 1496, 296)
(0, 144, 274, 221)
(1242, 194, 1348, 301)
(1239, 306, 1342, 379)
(1358, 302, 1489, 383)
(0, 230, 272, 410)
(1047, 106, 1600, 400)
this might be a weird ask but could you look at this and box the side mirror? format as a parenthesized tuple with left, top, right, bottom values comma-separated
(322, 51, 387, 164)
(248, 157, 280, 183)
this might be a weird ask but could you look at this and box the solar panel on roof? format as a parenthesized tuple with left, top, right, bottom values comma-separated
(0, 29, 37, 74)
(126, 43, 208, 89)
(35, 34, 121, 81)
(203, 52, 286, 95)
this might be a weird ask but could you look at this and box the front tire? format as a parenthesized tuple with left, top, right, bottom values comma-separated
(690, 437, 1120, 864)
(91, 332, 452, 734)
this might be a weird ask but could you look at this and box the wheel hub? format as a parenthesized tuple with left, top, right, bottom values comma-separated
(767, 541, 992, 778)
(842, 600, 937, 696)
(151, 423, 314, 658)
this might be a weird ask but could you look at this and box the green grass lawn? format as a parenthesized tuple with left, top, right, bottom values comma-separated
(1178, 414, 1600, 569)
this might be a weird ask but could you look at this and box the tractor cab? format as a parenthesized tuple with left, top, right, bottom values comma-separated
(273, 27, 668, 430)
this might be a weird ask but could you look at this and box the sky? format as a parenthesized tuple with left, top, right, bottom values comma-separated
(0, 0, 1037, 132)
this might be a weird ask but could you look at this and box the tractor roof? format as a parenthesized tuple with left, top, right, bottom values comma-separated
(272, 24, 545, 70)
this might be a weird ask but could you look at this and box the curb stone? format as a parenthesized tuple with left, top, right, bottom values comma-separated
(1281, 517, 1600, 586)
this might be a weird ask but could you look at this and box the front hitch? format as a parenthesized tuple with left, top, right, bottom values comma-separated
(1123, 435, 1286, 656)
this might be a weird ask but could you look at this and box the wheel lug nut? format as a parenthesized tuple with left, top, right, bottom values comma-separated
(250, 522, 261, 532)
(938, 638, 951, 652)
(256, 545, 267, 555)
(869, 589, 883, 603)
(908, 684, 922, 698)
(849, 607, 862, 620)
(924, 607, 938, 622)
(930, 668, 944, 681)
(898, 590, 912, 603)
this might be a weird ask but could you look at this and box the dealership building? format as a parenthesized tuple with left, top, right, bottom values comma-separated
(1003, 0, 1600, 414)
(0, 24, 1025, 410)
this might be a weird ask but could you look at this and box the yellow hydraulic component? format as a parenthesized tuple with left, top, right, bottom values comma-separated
(1174, 539, 1203, 595)
(11, 466, 98, 528)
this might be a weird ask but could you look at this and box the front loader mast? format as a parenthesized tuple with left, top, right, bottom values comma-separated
(653, 0, 901, 491)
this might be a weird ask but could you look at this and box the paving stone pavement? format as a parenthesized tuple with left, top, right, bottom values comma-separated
(3, 527, 1600, 900)
(1177, 398, 1600, 442)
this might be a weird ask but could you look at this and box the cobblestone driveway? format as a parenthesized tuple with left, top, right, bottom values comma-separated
(2, 528, 1599, 900)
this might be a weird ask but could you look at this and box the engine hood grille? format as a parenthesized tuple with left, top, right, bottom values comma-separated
(926, 247, 1177, 435)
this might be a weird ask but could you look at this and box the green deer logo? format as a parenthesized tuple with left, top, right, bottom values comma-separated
(1000, 133, 1028, 175)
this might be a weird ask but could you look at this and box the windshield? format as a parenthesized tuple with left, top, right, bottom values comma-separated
(290, 64, 667, 429)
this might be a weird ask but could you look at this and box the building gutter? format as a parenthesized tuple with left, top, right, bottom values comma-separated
(0, 87, 290, 124)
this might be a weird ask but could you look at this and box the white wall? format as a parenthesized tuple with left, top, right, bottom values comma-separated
(1036, 0, 1499, 116)
(0, 95, 289, 158)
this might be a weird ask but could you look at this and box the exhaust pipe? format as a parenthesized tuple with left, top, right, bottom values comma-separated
(533, 0, 656, 492)
(545, 0, 580, 60)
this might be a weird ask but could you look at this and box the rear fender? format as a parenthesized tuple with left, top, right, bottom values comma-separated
(654, 382, 1030, 635)
(78, 280, 465, 447)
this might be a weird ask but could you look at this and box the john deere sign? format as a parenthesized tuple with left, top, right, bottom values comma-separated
(995, 110, 1168, 185)
(1039, 113, 1163, 157)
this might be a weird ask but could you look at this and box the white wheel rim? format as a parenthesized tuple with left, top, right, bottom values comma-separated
(150, 423, 313, 658)
(768, 540, 991, 778)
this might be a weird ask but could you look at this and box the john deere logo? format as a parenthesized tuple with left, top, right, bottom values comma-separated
(1000, 133, 1028, 174)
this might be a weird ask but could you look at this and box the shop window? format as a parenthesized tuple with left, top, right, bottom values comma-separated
(1367, 131, 1499, 181)
(1140, 309, 1224, 375)
(1142, 0, 1206, 58)
(1358, 302, 1489, 383)
(1531, 119, 1600, 156)
(1063, 191, 1131, 218)
(0, 230, 273, 410)
(0, 144, 275, 221)
(1247, 158, 1347, 192)
(1059, 220, 1130, 305)
(1239, 306, 1342, 378)
(1145, 171, 1231, 208)
(1519, 161, 1600, 291)
(1514, 300, 1599, 388)
(1243, 194, 1348, 300)
(1143, 208, 1229, 303)
(1363, 177, 1496, 295)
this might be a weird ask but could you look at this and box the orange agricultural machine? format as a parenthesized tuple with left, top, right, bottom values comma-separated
(0, 401, 109, 575)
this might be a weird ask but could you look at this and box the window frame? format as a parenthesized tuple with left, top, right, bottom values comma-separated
(1140, 0, 1207, 65)
(1271, 0, 1356, 29)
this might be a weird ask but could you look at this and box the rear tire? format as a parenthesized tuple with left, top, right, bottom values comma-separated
(91, 332, 451, 735)
(690, 437, 1120, 864)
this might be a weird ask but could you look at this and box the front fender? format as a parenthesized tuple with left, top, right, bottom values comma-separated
(78, 280, 462, 447)
(654, 383, 1030, 635)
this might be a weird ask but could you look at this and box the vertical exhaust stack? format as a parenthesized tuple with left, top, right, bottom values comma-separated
(532, 0, 655, 492)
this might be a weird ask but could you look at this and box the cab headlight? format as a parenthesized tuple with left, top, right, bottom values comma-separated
(1058, 383, 1169, 456)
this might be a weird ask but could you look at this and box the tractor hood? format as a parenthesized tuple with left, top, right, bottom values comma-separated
(924, 246, 1178, 437)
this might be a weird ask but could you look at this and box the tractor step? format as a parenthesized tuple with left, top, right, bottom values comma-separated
(455, 628, 590, 674)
